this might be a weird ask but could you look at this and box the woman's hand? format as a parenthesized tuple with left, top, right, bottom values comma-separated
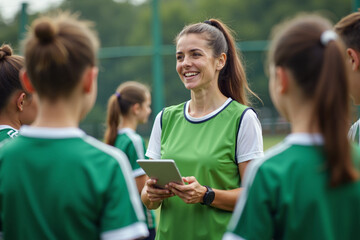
(167, 176, 207, 204)
(141, 178, 174, 209)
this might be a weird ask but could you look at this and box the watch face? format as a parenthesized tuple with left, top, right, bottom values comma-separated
(204, 187, 215, 205)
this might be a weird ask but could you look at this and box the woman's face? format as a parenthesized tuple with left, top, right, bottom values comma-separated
(176, 33, 222, 91)
(138, 92, 152, 124)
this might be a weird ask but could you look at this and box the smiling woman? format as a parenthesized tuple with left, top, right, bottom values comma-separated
(141, 18, 264, 240)
(176, 34, 225, 94)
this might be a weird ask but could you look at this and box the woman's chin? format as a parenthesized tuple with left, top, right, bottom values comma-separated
(183, 83, 198, 90)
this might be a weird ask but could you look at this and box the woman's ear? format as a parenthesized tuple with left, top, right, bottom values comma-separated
(132, 103, 141, 115)
(346, 48, 360, 71)
(16, 92, 26, 112)
(275, 67, 289, 94)
(83, 67, 99, 93)
(20, 69, 35, 94)
(216, 53, 227, 71)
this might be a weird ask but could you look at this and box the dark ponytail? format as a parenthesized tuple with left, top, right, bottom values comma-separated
(104, 94, 121, 146)
(269, 14, 358, 187)
(314, 40, 357, 186)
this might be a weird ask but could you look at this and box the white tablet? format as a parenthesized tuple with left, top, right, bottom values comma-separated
(137, 159, 184, 188)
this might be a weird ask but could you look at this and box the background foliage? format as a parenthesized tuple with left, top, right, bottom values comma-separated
(0, 0, 353, 139)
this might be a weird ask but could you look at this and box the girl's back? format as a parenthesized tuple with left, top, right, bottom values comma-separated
(224, 14, 360, 240)
(0, 13, 149, 240)
(234, 134, 360, 239)
(0, 127, 144, 239)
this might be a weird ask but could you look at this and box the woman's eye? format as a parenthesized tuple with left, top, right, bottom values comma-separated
(176, 55, 183, 60)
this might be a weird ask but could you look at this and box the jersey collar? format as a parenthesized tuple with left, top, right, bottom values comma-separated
(0, 125, 17, 131)
(284, 133, 324, 146)
(118, 128, 135, 134)
(20, 125, 86, 139)
(184, 97, 232, 122)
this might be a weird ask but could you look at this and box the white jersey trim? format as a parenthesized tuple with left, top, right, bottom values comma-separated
(101, 222, 148, 240)
(184, 98, 232, 122)
(84, 136, 146, 223)
(146, 99, 263, 162)
(118, 128, 146, 177)
(19, 126, 86, 139)
(0, 125, 18, 138)
(133, 168, 146, 178)
(118, 128, 145, 159)
(284, 133, 323, 146)
(0, 125, 16, 131)
(349, 118, 360, 144)
(227, 141, 291, 232)
(222, 232, 246, 240)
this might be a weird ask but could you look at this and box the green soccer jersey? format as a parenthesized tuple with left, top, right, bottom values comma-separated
(0, 126, 148, 240)
(224, 133, 360, 240)
(0, 125, 18, 142)
(155, 100, 250, 240)
(115, 128, 156, 230)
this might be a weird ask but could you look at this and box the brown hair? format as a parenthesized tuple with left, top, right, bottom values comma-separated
(104, 81, 150, 146)
(175, 18, 259, 106)
(335, 12, 360, 51)
(0, 44, 24, 111)
(269, 14, 358, 187)
(23, 12, 99, 100)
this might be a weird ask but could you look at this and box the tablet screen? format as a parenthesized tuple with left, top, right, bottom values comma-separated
(137, 159, 184, 188)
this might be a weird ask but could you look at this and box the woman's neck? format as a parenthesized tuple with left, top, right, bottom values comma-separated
(31, 100, 81, 128)
(0, 116, 21, 130)
(286, 100, 320, 133)
(0, 108, 21, 130)
(119, 115, 138, 131)
(189, 86, 227, 118)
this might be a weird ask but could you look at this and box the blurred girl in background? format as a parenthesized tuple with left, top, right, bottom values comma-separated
(0, 44, 37, 142)
(104, 81, 155, 240)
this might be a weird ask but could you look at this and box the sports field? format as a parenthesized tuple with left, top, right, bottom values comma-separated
(263, 134, 286, 150)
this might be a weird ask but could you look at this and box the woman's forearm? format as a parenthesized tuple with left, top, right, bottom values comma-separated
(209, 188, 243, 212)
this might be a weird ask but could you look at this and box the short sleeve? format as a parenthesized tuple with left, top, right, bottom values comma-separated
(146, 111, 162, 159)
(124, 135, 146, 178)
(100, 150, 148, 240)
(236, 109, 264, 163)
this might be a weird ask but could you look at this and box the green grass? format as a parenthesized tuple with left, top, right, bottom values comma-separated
(263, 135, 286, 150)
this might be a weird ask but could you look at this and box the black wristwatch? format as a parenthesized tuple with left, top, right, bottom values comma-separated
(201, 185, 215, 206)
